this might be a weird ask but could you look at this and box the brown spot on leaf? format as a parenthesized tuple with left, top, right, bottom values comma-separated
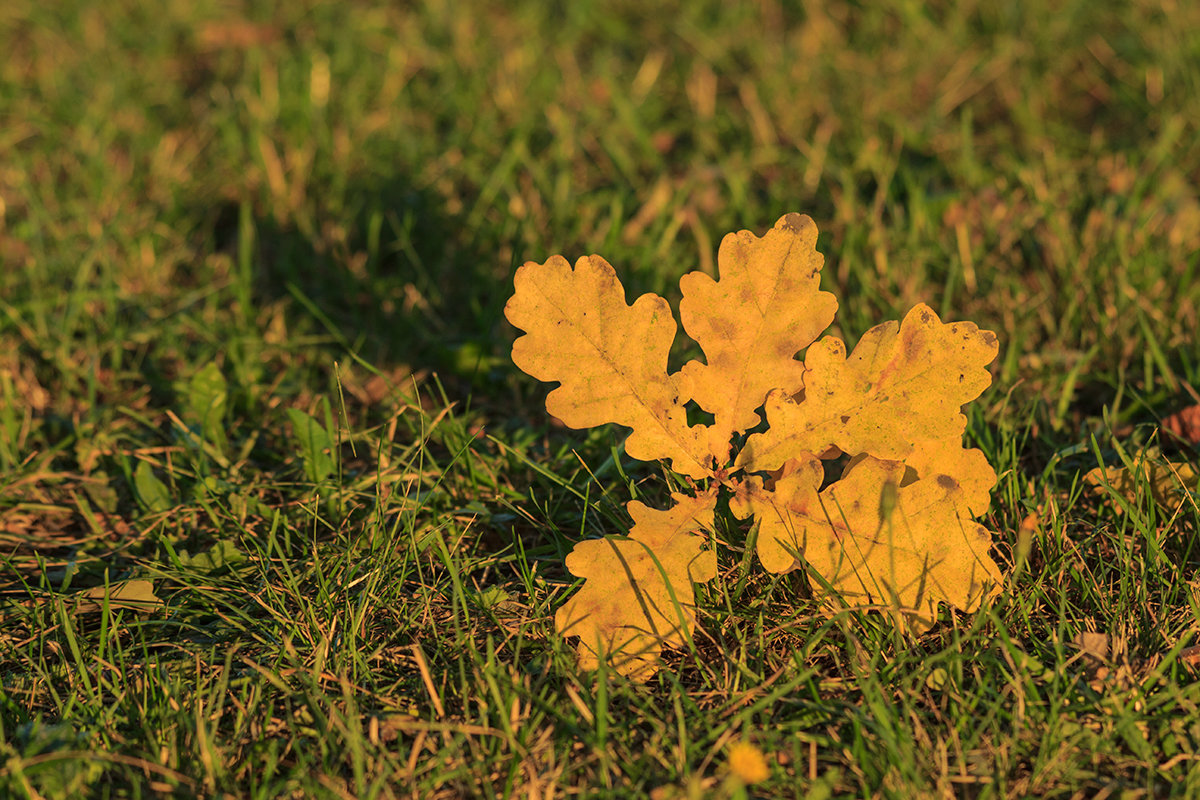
(778, 213, 804, 232)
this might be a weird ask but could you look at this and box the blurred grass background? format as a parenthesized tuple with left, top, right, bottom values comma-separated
(2, 0, 1200, 796)
(6, 0, 1197, 381)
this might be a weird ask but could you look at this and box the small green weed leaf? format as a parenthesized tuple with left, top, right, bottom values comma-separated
(287, 407, 336, 484)
(83, 471, 121, 513)
(178, 540, 247, 572)
(226, 490, 275, 521)
(472, 586, 513, 611)
(925, 666, 950, 690)
(12, 722, 104, 796)
(133, 461, 172, 513)
(182, 362, 228, 449)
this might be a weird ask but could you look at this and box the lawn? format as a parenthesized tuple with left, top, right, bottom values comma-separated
(3, 1, 1200, 797)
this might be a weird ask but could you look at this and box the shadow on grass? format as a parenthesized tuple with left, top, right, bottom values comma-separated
(209, 177, 519, 398)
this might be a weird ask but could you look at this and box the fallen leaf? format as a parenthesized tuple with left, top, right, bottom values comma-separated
(73, 579, 163, 614)
(1085, 459, 1198, 513)
(1073, 631, 1110, 662)
(195, 21, 280, 51)
(1162, 403, 1200, 446)
(506, 254, 715, 477)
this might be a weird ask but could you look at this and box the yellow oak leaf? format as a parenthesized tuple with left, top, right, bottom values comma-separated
(554, 492, 717, 680)
(731, 455, 1001, 628)
(677, 213, 838, 441)
(736, 304, 998, 514)
(505, 254, 716, 478)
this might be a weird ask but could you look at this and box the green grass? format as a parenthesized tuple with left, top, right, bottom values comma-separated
(3, 0, 1200, 796)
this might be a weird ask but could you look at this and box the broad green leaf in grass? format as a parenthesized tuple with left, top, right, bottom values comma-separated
(83, 471, 120, 513)
(287, 407, 336, 484)
(181, 362, 228, 450)
(10, 722, 104, 797)
(178, 539, 248, 573)
(133, 460, 172, 513)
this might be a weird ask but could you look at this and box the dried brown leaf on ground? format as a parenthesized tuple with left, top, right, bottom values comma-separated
(507, 213, 1004, 677)
(1084, 458, 1198, 514)
(72, 580, 164, 614)
(1162, 403, 1200, 447)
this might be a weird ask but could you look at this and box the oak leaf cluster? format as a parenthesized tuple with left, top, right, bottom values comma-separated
(505, 213, 1004, 678)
